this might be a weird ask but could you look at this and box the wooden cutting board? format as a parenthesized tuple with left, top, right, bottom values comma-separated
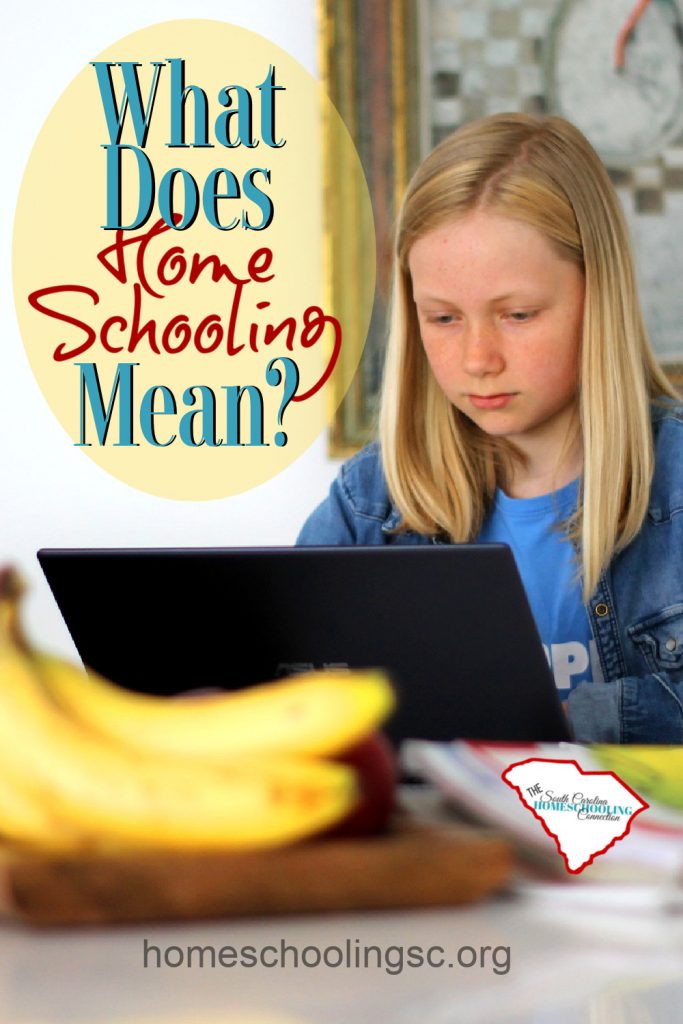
(0, 819, 512, 927)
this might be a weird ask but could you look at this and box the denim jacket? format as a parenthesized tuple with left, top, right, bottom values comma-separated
(297, 401, 683, 744)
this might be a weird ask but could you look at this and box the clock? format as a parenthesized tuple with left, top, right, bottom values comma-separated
(546, 0, 683, 166)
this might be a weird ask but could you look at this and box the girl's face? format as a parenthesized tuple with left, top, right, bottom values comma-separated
(409, 209, 584, 468)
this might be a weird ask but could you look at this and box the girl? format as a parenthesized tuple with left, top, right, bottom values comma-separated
(297, 113, 683, 745)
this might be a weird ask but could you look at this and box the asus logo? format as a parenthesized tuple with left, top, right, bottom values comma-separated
(275, 662, 351, 677)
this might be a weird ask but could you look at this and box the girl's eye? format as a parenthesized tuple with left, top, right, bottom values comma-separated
(427, 313, 457, 325)
(506, 310, 536, 323)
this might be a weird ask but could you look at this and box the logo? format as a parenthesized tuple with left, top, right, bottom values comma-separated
(502, 758, 649, 873)
(274, 662, 350, 677)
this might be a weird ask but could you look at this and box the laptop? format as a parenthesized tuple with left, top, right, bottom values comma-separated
(36, 545, 571, 746)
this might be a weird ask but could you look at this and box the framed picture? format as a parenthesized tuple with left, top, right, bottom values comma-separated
(320, 0, 683, 456)
(318, 0, 424, 455)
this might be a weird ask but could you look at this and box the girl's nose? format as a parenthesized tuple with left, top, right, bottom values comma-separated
(461, 323, 505, 377)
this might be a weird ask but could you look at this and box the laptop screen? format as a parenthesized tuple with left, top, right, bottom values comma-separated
(37, 545, 571, 745)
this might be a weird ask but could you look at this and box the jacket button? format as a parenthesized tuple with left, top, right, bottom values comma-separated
(594, 603, 609, 617)
(666, 637, 678, 652)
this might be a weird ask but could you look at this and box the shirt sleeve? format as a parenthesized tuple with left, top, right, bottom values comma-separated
(566, 680, 621, 742)
(295, 475, 358, 545)
(567, 672, 683, 743)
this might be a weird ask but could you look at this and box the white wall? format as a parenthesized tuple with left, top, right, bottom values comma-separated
(1, 0, 342, 658)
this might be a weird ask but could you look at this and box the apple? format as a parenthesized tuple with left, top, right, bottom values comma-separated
(324, 730, 399, 837)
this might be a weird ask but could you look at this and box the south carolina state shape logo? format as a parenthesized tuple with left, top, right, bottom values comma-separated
(502, 758, 649, 873)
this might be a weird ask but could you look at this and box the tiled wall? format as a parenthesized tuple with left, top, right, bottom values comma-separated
(425, 0, 683, 362)
(430, 1, 554, 128)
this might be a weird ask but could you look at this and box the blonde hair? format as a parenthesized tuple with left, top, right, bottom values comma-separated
(379, 112, 677, 601)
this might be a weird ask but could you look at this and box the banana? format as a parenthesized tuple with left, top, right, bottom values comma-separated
(30, 652, 395, 763)
(0, 641, 358, 853)
(2, 566, 394, 764)
(0, 767, 82, 853)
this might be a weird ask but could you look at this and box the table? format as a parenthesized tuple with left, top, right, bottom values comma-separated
(2, 884, 682, 1023)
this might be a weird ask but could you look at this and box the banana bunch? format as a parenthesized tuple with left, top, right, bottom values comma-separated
(0, 567, 395, 856)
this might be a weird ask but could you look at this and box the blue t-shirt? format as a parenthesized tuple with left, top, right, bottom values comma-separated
(476, 478, 602, 699)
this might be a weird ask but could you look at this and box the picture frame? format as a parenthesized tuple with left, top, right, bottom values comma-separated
(318, 0, 424, 455)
